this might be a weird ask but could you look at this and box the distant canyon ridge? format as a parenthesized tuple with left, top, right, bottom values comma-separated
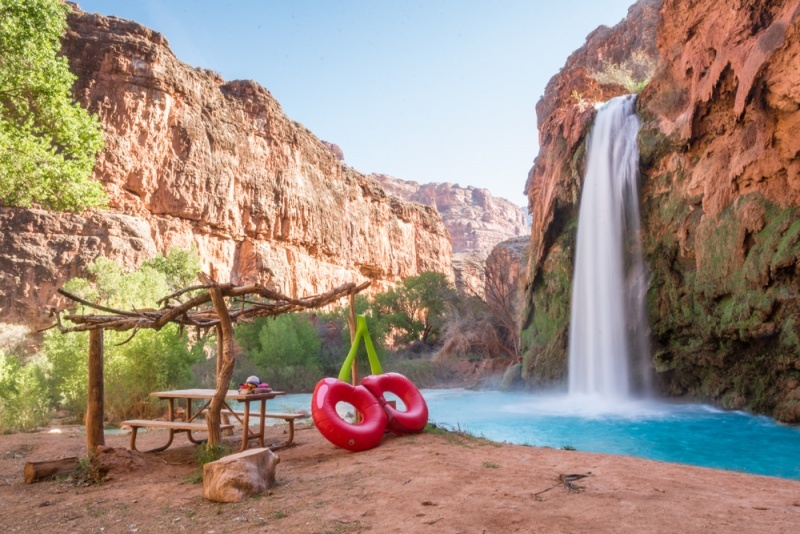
(0, 6, 527, 327)
(322, 142, 529, 292)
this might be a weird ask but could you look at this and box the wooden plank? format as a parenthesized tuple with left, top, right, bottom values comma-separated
(24, 457, 79, 484)
(204, 409, 307, 420)
(86, 328, 105, 452)
(122, 420, 233, 431)
(150, 389, 285, 400)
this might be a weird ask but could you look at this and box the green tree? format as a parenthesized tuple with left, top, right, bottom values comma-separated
(373, 271, 456, 344)
(43, 249, 203, 420)
(0, 0, 105, 210)
(235, 313, 323, 391)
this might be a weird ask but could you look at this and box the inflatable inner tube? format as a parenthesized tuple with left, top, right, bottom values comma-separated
(361, 372, 428, 434)
(311, 377, 388, 452)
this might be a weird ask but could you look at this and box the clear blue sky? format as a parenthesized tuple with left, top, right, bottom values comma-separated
(76, 0, 636, 207)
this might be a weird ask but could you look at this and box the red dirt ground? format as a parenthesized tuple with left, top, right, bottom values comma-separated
(1, 421, 799, 533)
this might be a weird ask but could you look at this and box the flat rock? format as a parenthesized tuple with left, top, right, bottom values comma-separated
(203, 448, 280, 503)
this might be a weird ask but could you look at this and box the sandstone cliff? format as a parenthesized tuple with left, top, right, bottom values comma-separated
(371, 173, 528, 256)
(0, 8, 452, 327)
(522, 0, 800, 422)
(370, 173, 529, 295)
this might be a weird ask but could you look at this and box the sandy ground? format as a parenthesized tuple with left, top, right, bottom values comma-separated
(0, 421, 799, 533)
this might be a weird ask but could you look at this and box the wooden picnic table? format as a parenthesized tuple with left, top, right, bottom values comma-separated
(122, 389, 285, 453)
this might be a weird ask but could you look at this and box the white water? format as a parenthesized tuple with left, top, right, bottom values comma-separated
(568, 95, 651, 399)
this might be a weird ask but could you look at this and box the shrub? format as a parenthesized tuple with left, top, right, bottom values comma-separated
(235, 313, 323, 392)
(589, 51, 656, 93)
(372, 272, 456, 345)
(0, 352, 51, 433)
(437, 297, 507, 360)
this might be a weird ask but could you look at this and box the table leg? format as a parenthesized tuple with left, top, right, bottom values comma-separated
(222, 412, 233, 436)
(184, 398, 202, 444)
(258, 398, 266, 448)
(240, 400, 251, 452)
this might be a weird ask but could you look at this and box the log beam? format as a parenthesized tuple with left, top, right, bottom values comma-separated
(86, 328, 105, 452)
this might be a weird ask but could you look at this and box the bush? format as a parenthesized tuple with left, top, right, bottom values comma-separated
(0, 352, 51, 433)
(372, 272, 456, 345)
(381, 352, 458, 388)
(235, 313, 323, 392)
(437, 296, 509, 360)
(589, 50, 656, 93)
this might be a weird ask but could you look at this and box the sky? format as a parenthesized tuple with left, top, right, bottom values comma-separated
(76, 0, 636, 207)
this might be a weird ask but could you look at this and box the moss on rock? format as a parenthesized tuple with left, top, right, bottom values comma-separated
(643, 186, 800, 421)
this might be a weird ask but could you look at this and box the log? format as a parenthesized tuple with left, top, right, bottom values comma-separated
(24, 457, 79, 484)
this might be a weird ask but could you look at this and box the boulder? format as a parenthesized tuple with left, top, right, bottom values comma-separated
(203, 448, 280, 503)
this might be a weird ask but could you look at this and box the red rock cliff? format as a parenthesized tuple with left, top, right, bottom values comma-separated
(638, 0, 800, 421)
(0, 8, 452, 326)
(371, 173, 529, 295)
(371, 174, 528, 256)
(522, 0, 800, 421)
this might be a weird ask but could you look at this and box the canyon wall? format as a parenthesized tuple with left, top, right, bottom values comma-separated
(371, 173, 529, 295)
(371, 174, 528, 256)
(0, 8, 452, 327)
(522, 0, 800, 422)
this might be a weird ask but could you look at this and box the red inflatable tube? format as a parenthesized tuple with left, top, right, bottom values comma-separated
(361, 373, 429, 434)
(311, 377, 388, 452)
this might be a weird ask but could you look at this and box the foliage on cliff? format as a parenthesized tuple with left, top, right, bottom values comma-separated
(0, 0, 105, 211)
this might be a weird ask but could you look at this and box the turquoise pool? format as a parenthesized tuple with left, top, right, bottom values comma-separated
(270, 388, 800, 479)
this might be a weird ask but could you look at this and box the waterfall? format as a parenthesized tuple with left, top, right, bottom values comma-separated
(568, 94, 651, 399)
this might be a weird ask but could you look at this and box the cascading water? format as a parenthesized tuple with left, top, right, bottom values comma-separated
(568, 94, 651, 400)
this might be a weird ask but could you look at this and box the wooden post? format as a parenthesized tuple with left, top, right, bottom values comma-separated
(216, 324, 232, 436)
(202, 274, 236, 447)
(216, 324, 223, 378)
(86, 328, 105, 452)
(347, 293, 362, 424)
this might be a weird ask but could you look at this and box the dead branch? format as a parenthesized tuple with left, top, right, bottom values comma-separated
(156, 283, 214, 306)
(50, 278, 371, 335)
(57, 289, 141, 317)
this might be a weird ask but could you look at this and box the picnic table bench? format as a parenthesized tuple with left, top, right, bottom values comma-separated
(204, 408, 308, 448)
(122, 419, 234, 452)
(121, 389, 286, 453)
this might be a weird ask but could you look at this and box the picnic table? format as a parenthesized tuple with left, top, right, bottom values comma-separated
(122, 388, 286, 453)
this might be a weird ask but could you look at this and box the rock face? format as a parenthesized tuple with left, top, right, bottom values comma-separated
(370, 173, 529, 295)
(0, 9, 452, 326)
(372, 174, 528, 256)
(522, 0, 800, 421)
(638, 0, 800, 421)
